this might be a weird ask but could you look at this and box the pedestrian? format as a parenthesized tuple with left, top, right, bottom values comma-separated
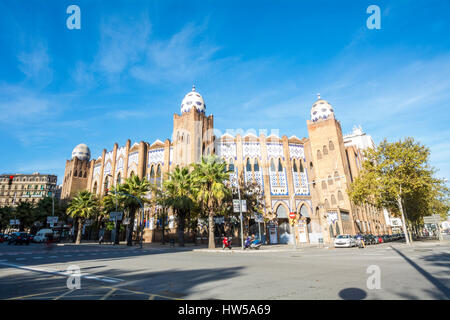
(99, 228, 104, 245)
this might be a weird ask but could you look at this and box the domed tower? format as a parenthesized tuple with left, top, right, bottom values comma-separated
(172, 86, 214, 166)
(306, 94, 356, 241)
(61, 143, 92, 201)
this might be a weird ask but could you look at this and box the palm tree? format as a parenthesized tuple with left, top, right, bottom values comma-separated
(101, 188, 125, 244)
(191, 156, 231, 249)
(163, 166, 195, 247)
(67, 190, 100, 244)
(117, 175, 150, 246)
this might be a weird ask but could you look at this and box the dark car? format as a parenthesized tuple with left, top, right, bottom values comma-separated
(8, 232, 30, 245)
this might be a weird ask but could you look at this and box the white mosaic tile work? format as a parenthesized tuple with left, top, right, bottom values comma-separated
(242, 143, 262, 160)
(116, 157, 124, 170)
(103, 161, 112, 176)
(292, 171, 310, 195)
(169, 147, 173, 164)
(105, 151, 113, 163)
(216, 142, 237, 160)
(229, 168, 238, 188)
(269, 166, 288, 196)
(116, 146, 126, 160)
(93, 164, 101, 178)
(289, 144, 305, 161)
(128, 152, 139, 169)
(266, 143, 284, 160)
(148, 148, 164, 165)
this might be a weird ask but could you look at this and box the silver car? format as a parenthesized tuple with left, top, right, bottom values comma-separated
(334, 234, 356, 248)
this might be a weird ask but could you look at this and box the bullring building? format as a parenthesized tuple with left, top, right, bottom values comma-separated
(61, 87, 390, 245)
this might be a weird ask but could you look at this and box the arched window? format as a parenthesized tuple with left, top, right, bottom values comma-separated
(300, 205, 310, 218)
(181, 134, 184, 142)
(270, 159, 276, 172)
(277, 159, 283, 172)
(324, 199, 330, 209)
(254, 159, 260, 172)
(130, 171, 135, 177)
(293, 161, 298, 172)
(310, 162, 313, 169)
(156, 165, 162, 187)
(331, 194, 337, 206)
(323, 145, 328, 155)
(334, 171, 340, 181)
(104, 178, 109, 193)
(93, 182, 98, 195)
(317, 150, 322, 160)
(117, 172, 121, 185)
(187, 134, 190, 144)
(338, 190, 344, 201)
(328, 175, 333, 185)
(150, 166, 155, 184)
(315, 207, 320, 217)
(322, 181, 327, 190)
(229, 159, 234, 172)
(329, 140, 335, 151)
(300, 161, 304, 173)
(74, 170, 78, 177)
(275, 204, 288, 218)
(83, 172, 87, 178)
(246, 158, 251, 172)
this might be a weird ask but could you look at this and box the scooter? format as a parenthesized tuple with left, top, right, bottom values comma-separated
(244, 237, 262, 250)
(222, 236, 232, 250)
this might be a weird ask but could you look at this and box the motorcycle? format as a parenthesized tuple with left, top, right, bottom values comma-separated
(244, 237, 262, 250)
(222, 236, 232, 250)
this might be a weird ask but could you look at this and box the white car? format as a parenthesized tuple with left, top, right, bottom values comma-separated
(33, 229, 55, 243)
(334, 234, 356, 248)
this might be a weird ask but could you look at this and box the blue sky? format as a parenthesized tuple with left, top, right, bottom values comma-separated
(0, 0, 449, 185)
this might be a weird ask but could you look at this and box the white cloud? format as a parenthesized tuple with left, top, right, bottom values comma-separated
(17, 42, 53, 86)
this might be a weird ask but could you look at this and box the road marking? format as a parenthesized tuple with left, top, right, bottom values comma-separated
(7, 289, 68, 300)
(0, 262, 124, 284)
(33, 257, 43, 259)
(100, 288, 117, 300)
(53, 290, 75, 300)
(148, 294, 156, 300)
(0, 259, 7, 262)
(16, 258, 26, 261)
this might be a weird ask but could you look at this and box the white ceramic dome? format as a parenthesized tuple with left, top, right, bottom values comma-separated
(311, 94, 335, 122)
(181, 85, 206, 114)
(72, 143, 91, 161)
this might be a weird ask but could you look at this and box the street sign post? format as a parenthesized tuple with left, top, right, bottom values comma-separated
(289, 212, 296, 219)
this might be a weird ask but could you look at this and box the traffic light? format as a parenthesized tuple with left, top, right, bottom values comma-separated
(8, 175, 14, 186)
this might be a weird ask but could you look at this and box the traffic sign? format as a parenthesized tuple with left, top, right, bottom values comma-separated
(47, 216, 58, 224)
(9, 219, 19, 225)
(289, 212, 296, 219)
(109, 211, 123, 221)
(233, 199, 247, 213)
(424, 215, 440, 224)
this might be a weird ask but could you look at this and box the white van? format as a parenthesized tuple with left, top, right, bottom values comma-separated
(34, 229, 54, 242)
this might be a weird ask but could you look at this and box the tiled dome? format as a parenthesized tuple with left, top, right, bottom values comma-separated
(72, 144, 91, 161)
(181, 85, 206, 114)
(311, 94, 334, 122)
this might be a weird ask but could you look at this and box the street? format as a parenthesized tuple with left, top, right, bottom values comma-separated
(0, 240, 449, 300)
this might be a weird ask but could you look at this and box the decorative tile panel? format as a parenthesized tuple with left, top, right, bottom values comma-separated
(216, 142, 237, 160)
(128, 152, 139, 168)
(289, 144, 305, 161)
(93, 164, 101, 178)
(116, 146, 126, 160)
(292, 171, 310, 195)
(242, 143, 261, 160)
(105, 151, 113, 163)
(148, 148, 164, 166)
(116, 157, 124, 170)
(103, 162, 112, 176)
(269, 166, 288, 196)
(266, 143, 284, 160)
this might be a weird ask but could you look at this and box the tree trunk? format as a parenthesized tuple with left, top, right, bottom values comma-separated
(76, 219, 83, 244)
(127, 210, 136, 246)
(114, 220, 121, 245)
(178, 211, 186, 247)
(208, 212, 215, 249)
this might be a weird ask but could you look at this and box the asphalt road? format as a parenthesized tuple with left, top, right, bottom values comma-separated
(0, 240, 449, 300)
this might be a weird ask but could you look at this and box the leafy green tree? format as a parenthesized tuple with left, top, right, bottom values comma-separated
(67, 190, 100, 244)
(14, 201, 36, 231)
(191, 156, 231, 249)
(117, 175, 151, 246)
(101, 189, 125, 244)
(0, 206, 13, 232)
(163, 166, 195, 246)
(348, 137, 449, 244)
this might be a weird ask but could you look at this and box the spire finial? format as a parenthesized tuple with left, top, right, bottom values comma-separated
(192, 84, 196, 92)
(317, 93, 321, 100)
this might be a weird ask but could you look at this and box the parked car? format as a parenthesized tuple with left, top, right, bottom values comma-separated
(0, 233, 4, 243)
(33, 229, 57, 243)
(8, 232, 30, 245)
(334, 234, 356, 248)
(28, 234, 35, 242)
